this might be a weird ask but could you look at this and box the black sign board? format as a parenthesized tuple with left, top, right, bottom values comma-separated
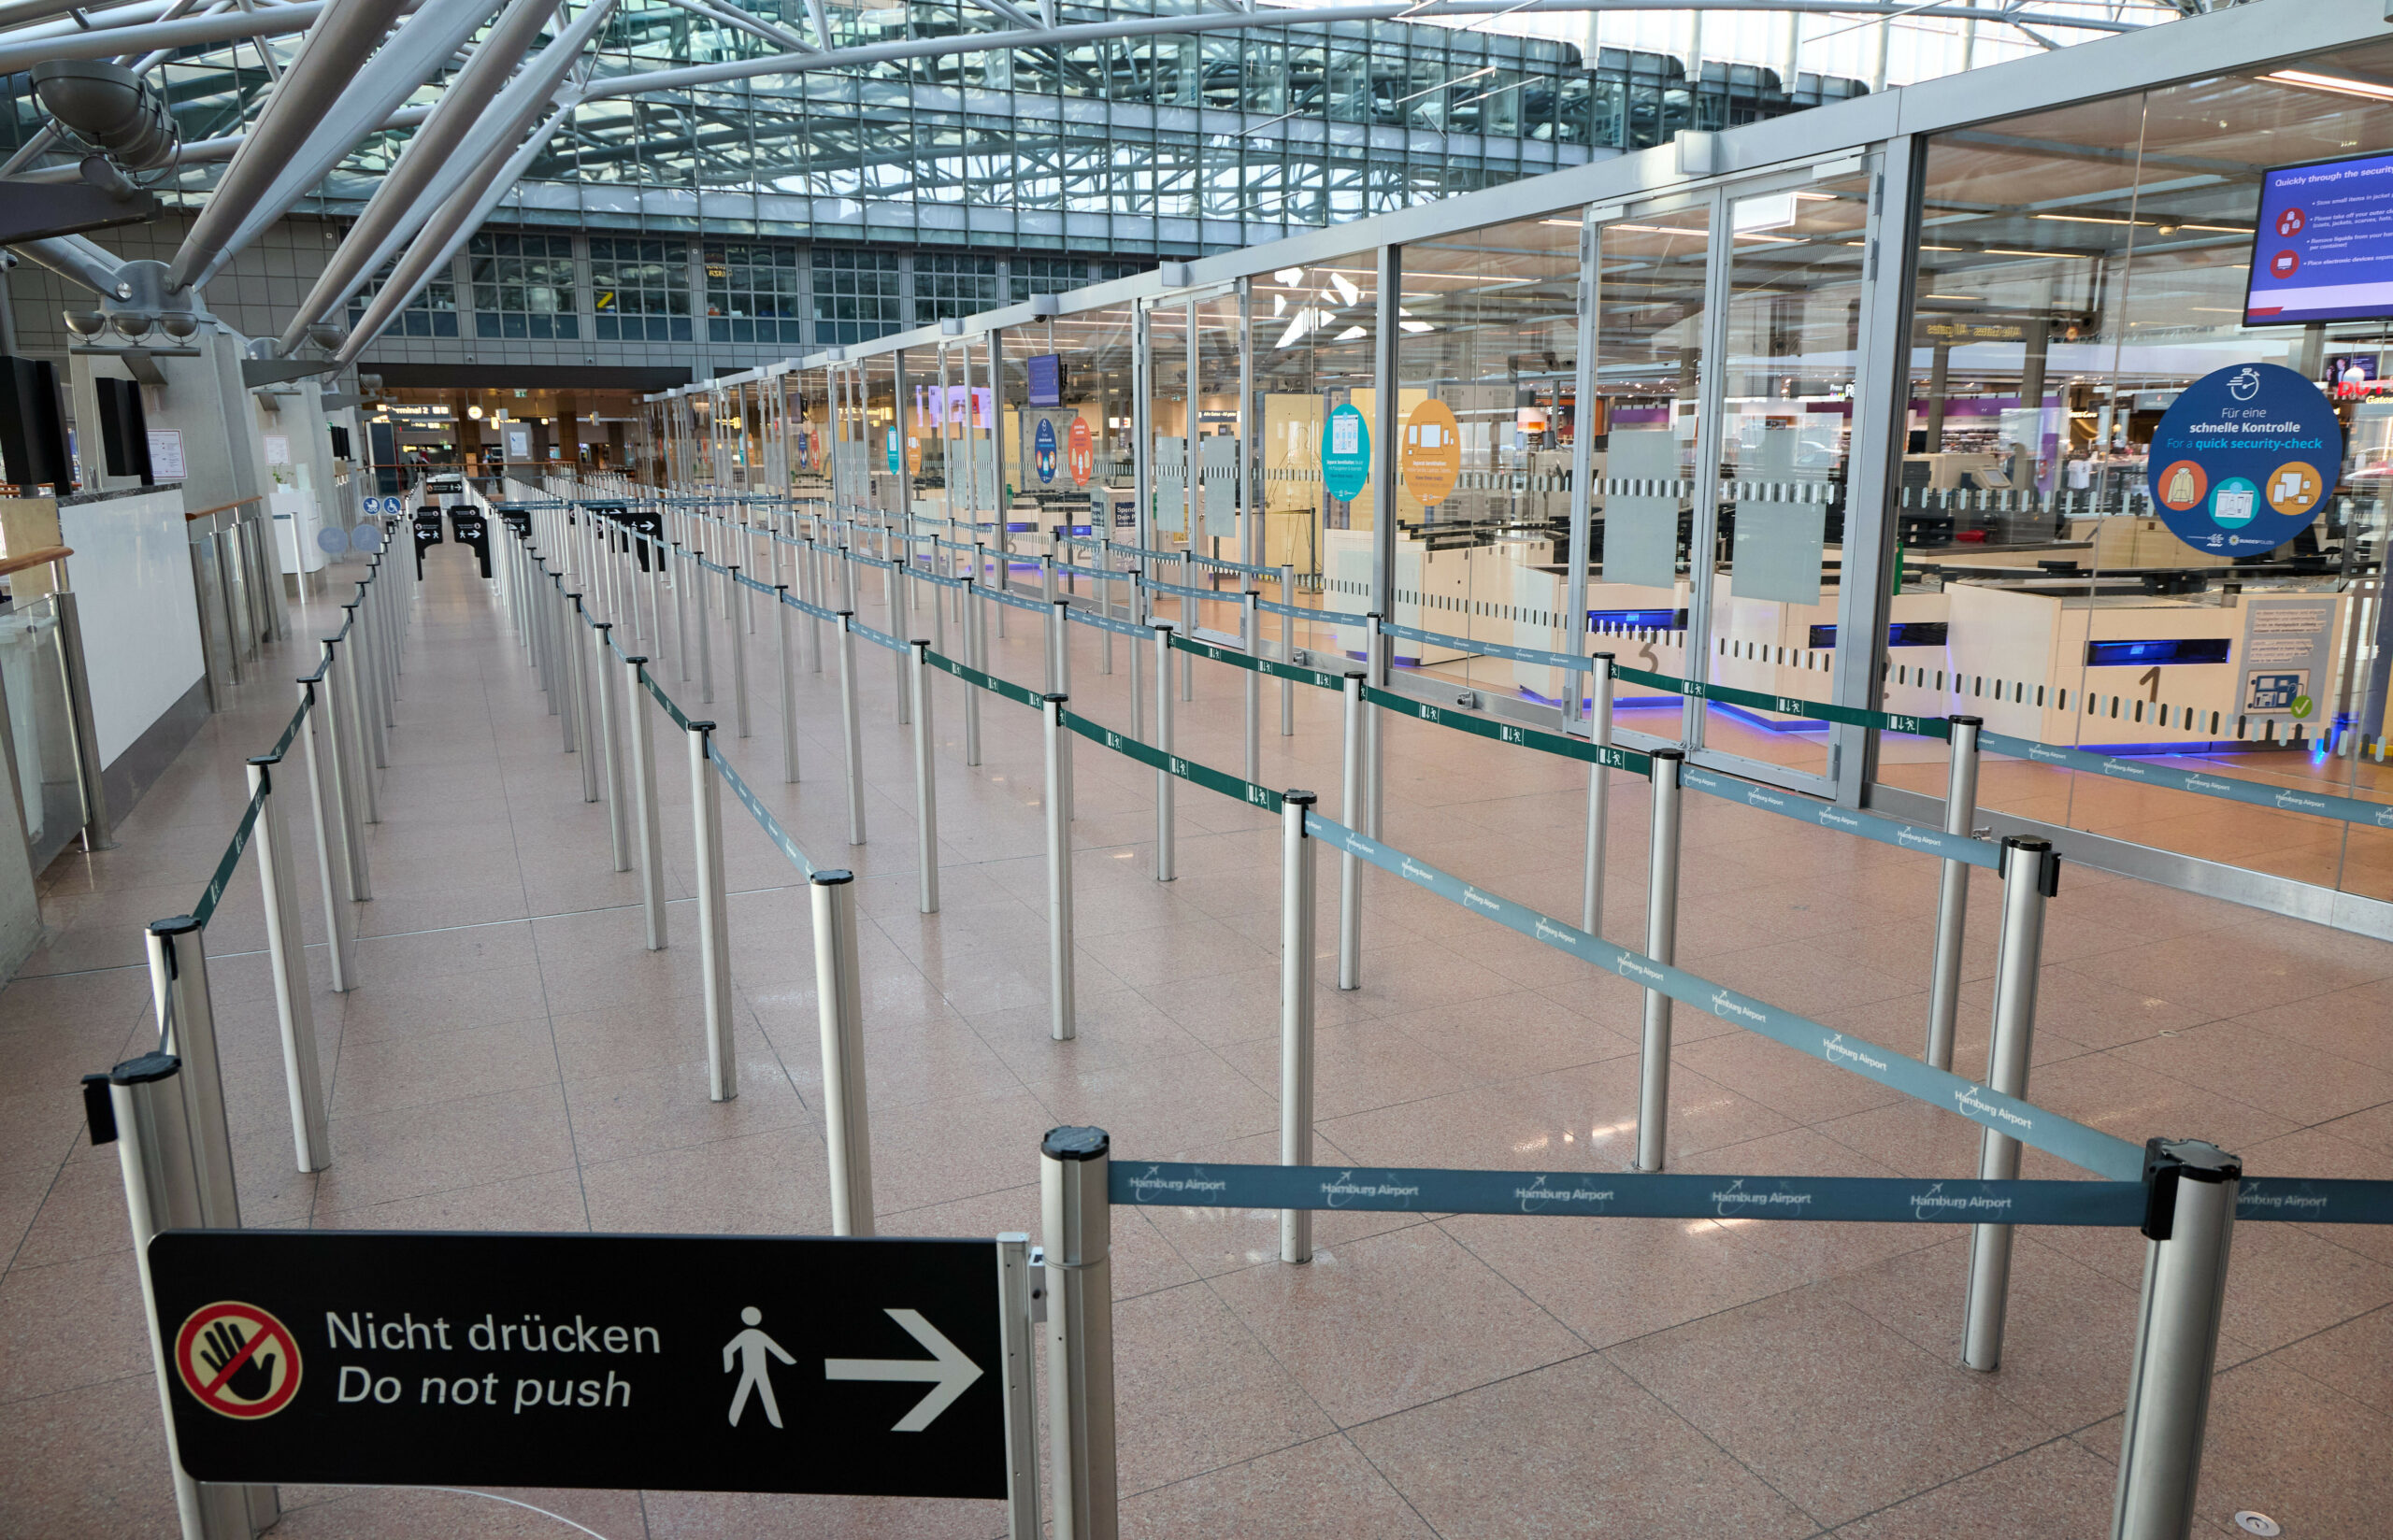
(448, 508, 491, 578)
(148, 1231, 1009, 1499)
(494, 503, 533, 539)
(410, 511, 445, 578)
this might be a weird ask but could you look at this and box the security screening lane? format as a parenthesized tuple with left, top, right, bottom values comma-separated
(10, 512, 2393, 1537)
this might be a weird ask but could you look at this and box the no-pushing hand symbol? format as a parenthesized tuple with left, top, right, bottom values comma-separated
(174, 1301, 302, 1419)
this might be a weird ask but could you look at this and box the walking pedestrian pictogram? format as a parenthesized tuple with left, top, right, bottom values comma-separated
(174, 1302, 301, 1419)
(724, 1305, 794, 1428)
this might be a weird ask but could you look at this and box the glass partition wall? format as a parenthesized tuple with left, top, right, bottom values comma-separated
(1253, 252, 1378, 660)
(1394, 216, 1585, 706)
(1875, 52, 2393, 904)
(632, 21, 2393, 928)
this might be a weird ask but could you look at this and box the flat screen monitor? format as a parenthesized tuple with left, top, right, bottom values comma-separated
(2246, 150, 2393, 325)
(1026, 353, 1063, 407)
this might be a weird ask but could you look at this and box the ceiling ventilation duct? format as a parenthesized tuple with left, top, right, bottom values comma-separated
(28, 60, 179, 171)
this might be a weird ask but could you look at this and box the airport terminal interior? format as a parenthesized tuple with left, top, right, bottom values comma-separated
(9, 0, 2393, 1536)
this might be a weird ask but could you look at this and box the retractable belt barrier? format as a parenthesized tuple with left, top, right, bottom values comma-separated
(1978, 728, 2393, 829)
(1362, 681, 1650, 774)
(1302, 805, 2144, 1179)
(1110, 1161, 2393, 1226)
(1680, 764, 1998, 868)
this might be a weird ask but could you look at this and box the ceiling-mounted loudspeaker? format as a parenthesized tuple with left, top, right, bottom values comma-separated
(941, 317, 966, 335)
(1674, 131, 1717, 178)
(1158, 262, 1193, 289)
(1029, 293, 1060, 319)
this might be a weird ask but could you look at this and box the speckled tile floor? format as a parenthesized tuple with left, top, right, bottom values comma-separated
(2, 528, 2389, 1538)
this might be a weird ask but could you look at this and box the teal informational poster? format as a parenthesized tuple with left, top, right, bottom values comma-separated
(1322, 403, 1370, 502)
(885, 426, 899, 473)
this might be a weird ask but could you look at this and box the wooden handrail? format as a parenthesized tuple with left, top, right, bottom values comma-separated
(0, 546, 72, 578)
(184, 495, 267, 521)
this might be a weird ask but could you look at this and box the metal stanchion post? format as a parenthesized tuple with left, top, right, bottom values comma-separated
(2110, 1138, 2242, 1540)
(569, 596, 599, 803)
(1153, 625, 1175, 883)
(1242, 590, 1261, 784)
(695, 557, 717, 706)
(1039, 595, 1067, 698)
(145, 917, 240, 1228)
(727, 567, 752, 737)
(1279, 563, 1295, 736)
(910, 640, 941, 915)
(1925, 714, 1985, 1073)
(1096, 536, 1114, 677)
(245, 755, 328, 1175)
(1633, 748, 1684, 1173)
(1125, 566, 1144, 742)
(1364, 613, 1387, 839)
(553, 585, 579, 756)
(1583, 653, 1614, 938)
(836, 612, 867, 846)
(1338, 671, 1365, 991)
(1041, 1126, 1118, 1540)
(812, 869, 875, 1236)
(1961, 834, 2058, 1371)
(297, 678, 357, 992)
(625, 657, 666, 951)
(775, 585, 801, 784)
(318, 645, 369, 894)
(893, 558, 912, 727)
(962, 578, 983, 767)
(671, 542, 691, 681)
(688, 719, 737, 1103)
(95, 1052, 257, 1540)
(337, 624, 380, 826)
(594, 621, 630, 873)
(1043, 693, 1076, 1041)
(806, 541, 825, 674)
(996, 1232, 1041, 1540)
(1178, 551, 1195, 700)
(1279, 790, 1317, 1265)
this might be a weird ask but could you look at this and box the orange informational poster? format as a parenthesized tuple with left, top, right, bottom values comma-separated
(906, 433, 924, 475)
(1068, 418, 1095, 485)
(1401, 398, 1462, 506)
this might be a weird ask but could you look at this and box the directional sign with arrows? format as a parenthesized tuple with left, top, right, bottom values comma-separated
(146, 1231, 1010, 1500)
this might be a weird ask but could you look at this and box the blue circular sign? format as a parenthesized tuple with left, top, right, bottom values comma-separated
(315, 526, 351, 555)
(1321, 403, 1370, 503)
(2147, 363, 2341, 557)
(1034, 419, 1057, 485)
(350, 523, 384, 553)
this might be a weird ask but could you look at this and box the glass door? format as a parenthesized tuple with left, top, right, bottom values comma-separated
(1689, 165, 1876, 789)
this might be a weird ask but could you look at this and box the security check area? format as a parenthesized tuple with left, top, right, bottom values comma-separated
(19, 4, 2393, 1540)
(652, 0, 2393, 933)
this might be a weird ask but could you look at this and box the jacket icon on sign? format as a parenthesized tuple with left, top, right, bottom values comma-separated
(2166, 465, 2198, 506)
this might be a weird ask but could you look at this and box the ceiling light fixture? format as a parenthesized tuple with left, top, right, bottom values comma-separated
(2264, 68, 2393, 103)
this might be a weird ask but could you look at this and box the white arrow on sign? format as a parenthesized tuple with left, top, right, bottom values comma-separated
(822, 1308, 984, 1433)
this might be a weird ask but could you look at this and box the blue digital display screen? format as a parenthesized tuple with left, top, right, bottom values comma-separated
(2246, 150, 2393, 325)
(1026, 354, 1063, 406)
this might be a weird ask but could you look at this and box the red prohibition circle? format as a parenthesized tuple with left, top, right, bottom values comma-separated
(175, 1302, 303, 1419)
